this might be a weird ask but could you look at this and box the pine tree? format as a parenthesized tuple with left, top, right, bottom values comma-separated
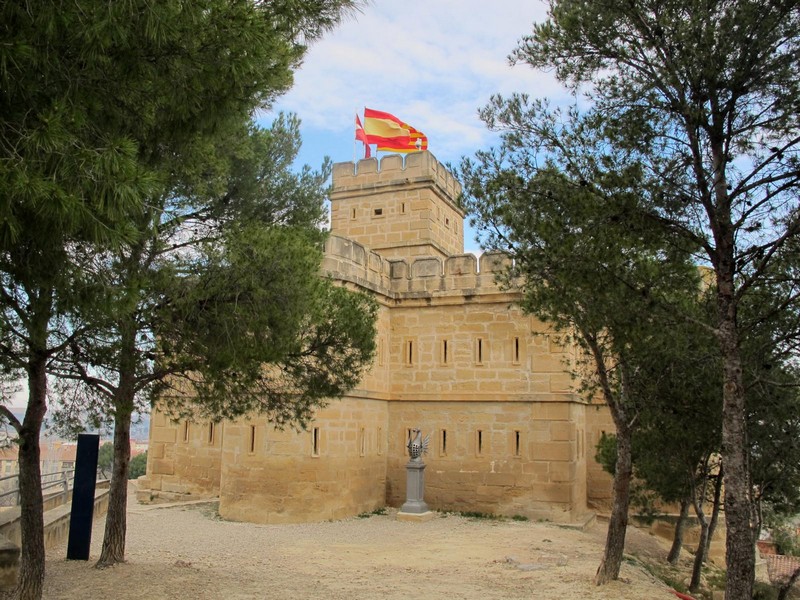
(465, 2, 800, 596)
(0, 1, 362, 597)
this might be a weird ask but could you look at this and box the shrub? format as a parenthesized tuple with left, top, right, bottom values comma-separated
(128, 451, 147, 480)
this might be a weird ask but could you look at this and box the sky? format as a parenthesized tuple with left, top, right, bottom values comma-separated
(257, 1, 568, 254)
(9, 2, 568, 409)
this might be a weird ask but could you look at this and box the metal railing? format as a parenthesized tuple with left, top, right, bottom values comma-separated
(0, 470, 75, 507)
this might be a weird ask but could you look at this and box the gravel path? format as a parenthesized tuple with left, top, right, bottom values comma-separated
(42, 492, 680, 600)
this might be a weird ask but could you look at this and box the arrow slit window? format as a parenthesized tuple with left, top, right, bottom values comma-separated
(312, 427, 320, 457)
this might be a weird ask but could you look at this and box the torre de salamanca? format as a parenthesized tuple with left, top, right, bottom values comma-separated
(140, 152, 614, 524)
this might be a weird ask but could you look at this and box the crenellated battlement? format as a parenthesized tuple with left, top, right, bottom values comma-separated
(322, 234, 516, 298)
(332, 152, 462, 207)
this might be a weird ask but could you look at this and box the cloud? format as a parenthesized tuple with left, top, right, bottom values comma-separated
(264, 1, 568, 166)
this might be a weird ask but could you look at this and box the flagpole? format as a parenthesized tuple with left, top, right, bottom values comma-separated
(363, 106, 371, 161)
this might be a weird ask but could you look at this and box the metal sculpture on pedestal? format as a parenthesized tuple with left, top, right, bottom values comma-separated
(400, 428, 430, 514)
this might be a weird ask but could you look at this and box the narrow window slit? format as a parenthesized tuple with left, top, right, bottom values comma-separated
(312, 426, 320, 457)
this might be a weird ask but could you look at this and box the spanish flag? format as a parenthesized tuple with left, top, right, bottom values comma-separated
(362, 108, 428, 153)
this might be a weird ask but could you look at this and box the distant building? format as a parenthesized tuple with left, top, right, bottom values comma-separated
(0, 441, 79, 505)
(0, 442, 77, 475)
(140, 152, 613, 524)
(0, 439, 147, 479)
(0, 448, 18, 478)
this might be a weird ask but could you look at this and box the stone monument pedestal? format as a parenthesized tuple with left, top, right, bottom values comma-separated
(396, 510, 435, 522)
(397, 459, 433, 521)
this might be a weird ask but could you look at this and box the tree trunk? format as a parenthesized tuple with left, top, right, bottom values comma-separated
(705, 466, 723, 561)
(584, 334, 634, 586)
(14, 298, 52, 600)
(96, 318, 137, 568)
(16, 418, 45, 600)
(718, 311, 755, 600)
(689, 505, 709, 592)
(96, 407, 132, 568)
(754, 498, 764, 545)
(595, 418, 632, 584)
(667, 497, 691, 564)
(777, 566, 800, 600)
(15, 427, 44, 600)
(705, 138, 755, 600)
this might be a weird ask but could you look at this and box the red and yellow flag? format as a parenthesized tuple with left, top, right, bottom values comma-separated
(355, 115, 371, 158)
(362, 108, 428, 153)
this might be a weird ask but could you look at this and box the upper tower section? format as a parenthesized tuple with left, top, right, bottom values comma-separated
(330, 152, 465, 260)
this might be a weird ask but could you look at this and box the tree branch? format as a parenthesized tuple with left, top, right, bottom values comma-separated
(0, 406, 21, 433)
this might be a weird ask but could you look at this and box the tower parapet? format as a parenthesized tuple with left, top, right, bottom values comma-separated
(332, 152, 461, 204)
(323, 235, 515, 298)
(330, 152, 465, 261)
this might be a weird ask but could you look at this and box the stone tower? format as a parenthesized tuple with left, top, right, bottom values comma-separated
(329, 152, 464, 259)
(139, 152, 613, 524)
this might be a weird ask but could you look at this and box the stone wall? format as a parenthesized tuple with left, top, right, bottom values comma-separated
(142, 409, 223, 498)
(354, 304, 392, 398)
(144, 230, 604, 521)
(385, 400, 589, 523)
(217, 397, 388, 524)
(322, 234, 515, 298)
(384, 296, 575, 403)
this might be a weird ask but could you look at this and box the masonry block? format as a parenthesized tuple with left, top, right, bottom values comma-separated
(150, 458, 175, 476)
(550, 422, 575, 442)
(534, 441, 573, 462)
(151, 427, 176, 444)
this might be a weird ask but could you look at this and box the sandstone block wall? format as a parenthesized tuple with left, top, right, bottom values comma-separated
(386, 400, 589, 523)
(217, 397, 388, 524)
(322, 235, 518, 298)
(144, 409, 223, 498)
(385, 299, 575, 402)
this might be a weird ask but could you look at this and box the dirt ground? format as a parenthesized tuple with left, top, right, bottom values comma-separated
(40, 492, 694, 600)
